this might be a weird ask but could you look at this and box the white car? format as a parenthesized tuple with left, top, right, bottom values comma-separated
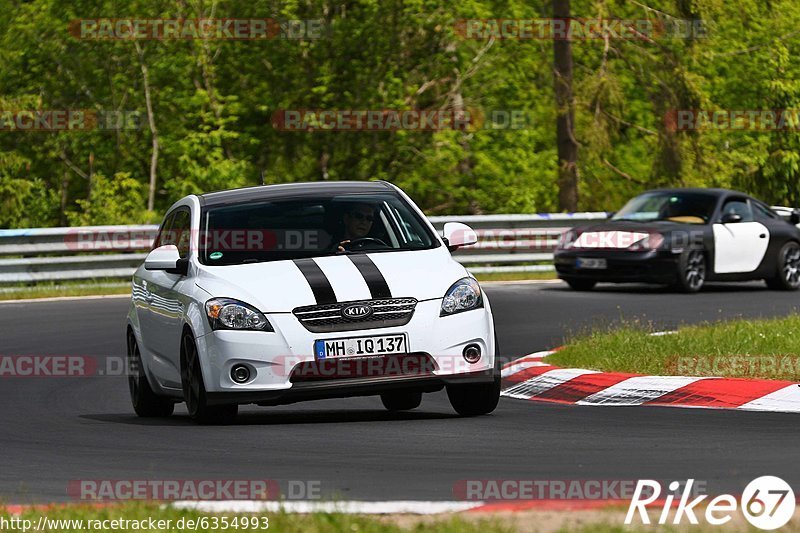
(126, 181, 499, 423)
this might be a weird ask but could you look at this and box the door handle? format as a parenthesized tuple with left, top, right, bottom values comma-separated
(759, 234, 766, 238)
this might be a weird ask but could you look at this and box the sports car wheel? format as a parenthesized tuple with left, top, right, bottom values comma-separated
(380, 391, 422, 411)
(672, 249, 706, 293)
(181, 331, 238, 424)
(564, 278, 596, 291)
(766, 241, 800, 291)
(127, 331, 174, 417)
(447, 378, 500, 416)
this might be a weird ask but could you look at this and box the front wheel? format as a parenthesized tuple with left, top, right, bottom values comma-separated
(446, 379, 500, 417)
(671, 249, 706, 293)
(181, 332, 238, 424)
(127, 332, 174, 417)
(766, 241, 800, 291)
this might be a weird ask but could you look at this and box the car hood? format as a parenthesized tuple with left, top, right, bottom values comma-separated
(575, 220, 700, 234)
(194, 248, 468, 312)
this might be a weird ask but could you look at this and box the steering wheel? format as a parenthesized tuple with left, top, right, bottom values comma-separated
(341, 237, 389, 250)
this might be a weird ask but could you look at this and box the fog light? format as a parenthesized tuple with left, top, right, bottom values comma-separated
(463, 344, 481, 364)
(231, 364, 251, 384)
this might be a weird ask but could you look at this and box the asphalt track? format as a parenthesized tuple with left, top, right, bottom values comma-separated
(1, 281, 799, 504)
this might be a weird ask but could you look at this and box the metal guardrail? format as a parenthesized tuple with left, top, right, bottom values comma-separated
(1, 208, 794, 282)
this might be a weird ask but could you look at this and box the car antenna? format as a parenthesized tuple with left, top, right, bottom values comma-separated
(260, 170, 265, 185)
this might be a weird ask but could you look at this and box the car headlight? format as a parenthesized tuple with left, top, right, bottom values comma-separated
(205, 298, 273, 331)
(557, 230, 578, 250)
(440, 277, 484, 316)
(628, 232, 664, 251)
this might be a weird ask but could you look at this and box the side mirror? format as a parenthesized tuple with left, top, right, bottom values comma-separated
(721, 213, 743, 224)
(606, 211, 616, 220)
(442, 222, 478, 252)
(791, 209, 800, 225)
(144, 245, 187, 275)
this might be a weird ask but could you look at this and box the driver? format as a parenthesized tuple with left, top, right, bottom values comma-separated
(337, 203, 377, 252)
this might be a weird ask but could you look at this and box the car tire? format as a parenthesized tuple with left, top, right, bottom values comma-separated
(564, 278, 596, 291)
(766, 241, 800, 291)
(446, 378, 500, 417)
(181, 331, 238, 425)
(671, 249, 706, 293)
(127, 331, 175, 418)
(380, 391, 422, 411)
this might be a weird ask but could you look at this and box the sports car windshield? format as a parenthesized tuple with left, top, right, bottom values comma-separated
(199, 192, 439, 265)
(612, 192, 718, 225)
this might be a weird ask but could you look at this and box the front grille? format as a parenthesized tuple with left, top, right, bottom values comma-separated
(293, 298, 418, 333)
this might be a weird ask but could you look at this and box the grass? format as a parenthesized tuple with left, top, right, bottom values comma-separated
(0, 503, 512, 533)
(548, 315, 800, 380)
(473, 271, 557, 282)
(5, 503, 800, 532)
(0, 280, 130, 301)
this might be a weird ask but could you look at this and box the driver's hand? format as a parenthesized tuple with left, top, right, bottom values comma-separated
(337, 240, 350, 253)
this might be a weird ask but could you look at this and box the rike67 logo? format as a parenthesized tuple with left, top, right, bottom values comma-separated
(625, 477, 795, 530)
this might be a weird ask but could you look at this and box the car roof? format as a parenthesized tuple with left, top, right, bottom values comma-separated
(198, 181, 396, 207)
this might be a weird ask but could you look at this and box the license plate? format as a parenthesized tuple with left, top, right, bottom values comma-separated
(576, 257, 607, 269)
(314, 334, 408, 359)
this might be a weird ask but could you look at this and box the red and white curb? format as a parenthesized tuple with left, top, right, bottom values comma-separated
(169, 499, 641, 514)
(502, 350, 800, 413)
(172, 501, 479, 515)
(3, 500, 633, 516)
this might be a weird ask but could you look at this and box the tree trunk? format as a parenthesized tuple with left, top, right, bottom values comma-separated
(136, 42, 159, 213)
(60, 170, 69, 226)
(553, 0, 579, 212)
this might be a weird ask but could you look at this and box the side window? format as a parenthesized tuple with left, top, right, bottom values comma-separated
(721, 199, 754, 222)
(153, 212, 176, 250)
(753, 202, 779, 221)
(171, 209, 192, 259)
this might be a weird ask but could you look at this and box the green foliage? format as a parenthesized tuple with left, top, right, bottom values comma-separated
(550, 314, 800, 380)
(0, 175, 58, 228)
(67, 173, 155, 226)
(0, 0, 799, 227)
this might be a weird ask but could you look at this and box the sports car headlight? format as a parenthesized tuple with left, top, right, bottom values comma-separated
(628, 232, 664, 251)
(440, 277, 484, 316)
(205, 298, 273, 331)
(557, 230, 578, 250)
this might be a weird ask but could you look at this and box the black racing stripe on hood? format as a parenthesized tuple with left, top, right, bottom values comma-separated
(293, 258, 337, 304)
(348, 255, 392, 299)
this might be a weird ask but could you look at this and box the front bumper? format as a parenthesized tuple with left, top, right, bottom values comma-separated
(194, 298, 495, 398)
(206, 369, 497, 406)
(554, 249, 681, 283)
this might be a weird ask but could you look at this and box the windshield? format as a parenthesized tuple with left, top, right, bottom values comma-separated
(199, 192, 439, 265)
(612, 192, 718, 225)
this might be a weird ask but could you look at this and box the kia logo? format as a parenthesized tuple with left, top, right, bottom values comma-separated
(342, 304, 373, 319)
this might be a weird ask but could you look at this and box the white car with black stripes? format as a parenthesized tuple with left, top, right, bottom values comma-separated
(126, 181, 499, 423)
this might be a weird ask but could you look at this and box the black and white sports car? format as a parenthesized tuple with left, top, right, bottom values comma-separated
(554, 188, 800, 292)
